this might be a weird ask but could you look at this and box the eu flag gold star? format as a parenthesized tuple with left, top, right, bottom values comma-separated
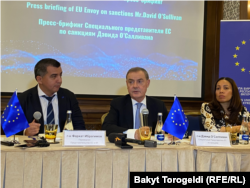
(242, 40, 246, 45)
(235, 46, 240, 50)
(241, 68, 245, 72)
(235, 62, 240, 66)
(233, 54, 238, 58)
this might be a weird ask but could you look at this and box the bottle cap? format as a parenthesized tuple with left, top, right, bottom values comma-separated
(67, 110, 72, 114)
(158, 112, 162, 116)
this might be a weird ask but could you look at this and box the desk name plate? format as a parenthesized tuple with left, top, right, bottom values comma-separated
(63, 130, 106, 147)
(190, 131, 231, 147)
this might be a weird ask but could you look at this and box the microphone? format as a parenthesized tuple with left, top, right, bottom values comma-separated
(33, 111, 42, 123)
(108, 133, 157, 147)
(141, 108, 149, 127)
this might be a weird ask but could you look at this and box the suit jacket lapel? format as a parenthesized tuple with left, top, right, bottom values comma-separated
(146, 96, 154, 126)
(31, 86, 44, 132)
(125, 95, 133, 129)
(57, 88, 66, 131)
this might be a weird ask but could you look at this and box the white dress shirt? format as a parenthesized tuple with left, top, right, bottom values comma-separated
(37, 85, 60, 132)
(124, 97, 147, 137)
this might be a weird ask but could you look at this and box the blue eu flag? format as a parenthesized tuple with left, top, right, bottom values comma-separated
(219, 21, 250, 111)
(1, 91, 29, 137)
(162, 96, 188, 139)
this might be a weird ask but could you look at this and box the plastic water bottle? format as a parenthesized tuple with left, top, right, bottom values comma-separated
(155, 113, 165, 145)
(239, 114, 249, 145)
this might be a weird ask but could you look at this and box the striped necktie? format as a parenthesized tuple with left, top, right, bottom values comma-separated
(42, 95, 55, 125)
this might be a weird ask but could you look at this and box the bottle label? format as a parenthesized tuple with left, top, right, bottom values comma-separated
(156, 134, 165, 141)
(242, 135, 249, 141)
(64, 121, 74, 130)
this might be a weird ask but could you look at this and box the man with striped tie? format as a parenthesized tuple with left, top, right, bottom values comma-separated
(18, 58, 85, 136)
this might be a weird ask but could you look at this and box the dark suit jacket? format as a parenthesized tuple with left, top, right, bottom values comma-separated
(18, 86, 85, 134)
(102, 95, 168, 136)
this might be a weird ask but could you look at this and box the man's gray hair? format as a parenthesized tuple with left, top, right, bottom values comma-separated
(126, 67, 149, 80)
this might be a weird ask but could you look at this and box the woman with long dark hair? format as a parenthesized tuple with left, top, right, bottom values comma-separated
(201, 77, 250, 132)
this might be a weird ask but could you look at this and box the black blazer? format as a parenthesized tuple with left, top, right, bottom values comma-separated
(17, 86, 85, 134)
(102, 95, 168, 136)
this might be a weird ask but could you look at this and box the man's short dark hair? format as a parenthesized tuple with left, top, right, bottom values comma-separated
(126, 67, 149, 80)
(34, 58, 61, 79)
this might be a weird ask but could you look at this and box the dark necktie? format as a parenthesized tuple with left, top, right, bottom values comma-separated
(135, 103, 143, 129)
(42, 95, 55, 125)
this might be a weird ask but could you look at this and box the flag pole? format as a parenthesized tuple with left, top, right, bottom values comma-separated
(11, 89, 20, 144)
(169, 94, 176, 145)
(164, 94, 186, 146)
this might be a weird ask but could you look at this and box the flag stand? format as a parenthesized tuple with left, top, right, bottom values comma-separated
(168, 136, 181, 145)
(1, 89, 29, 141)
(9, 89, 21, 144)
(10, 135, 20, 144)
(168, 136, 176, 145)
(163, 95, 188, 146)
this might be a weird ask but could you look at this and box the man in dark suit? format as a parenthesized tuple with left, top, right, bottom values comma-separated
(102, 67, 168, 137)
(18, 58, 85, 136)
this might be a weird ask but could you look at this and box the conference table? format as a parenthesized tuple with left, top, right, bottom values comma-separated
(1, 135, 250, 188)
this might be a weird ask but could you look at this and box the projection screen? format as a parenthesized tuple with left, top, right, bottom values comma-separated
(1, 1, 205, 98)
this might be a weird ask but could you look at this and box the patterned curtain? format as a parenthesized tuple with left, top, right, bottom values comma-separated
(223, 0, 240, 20)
